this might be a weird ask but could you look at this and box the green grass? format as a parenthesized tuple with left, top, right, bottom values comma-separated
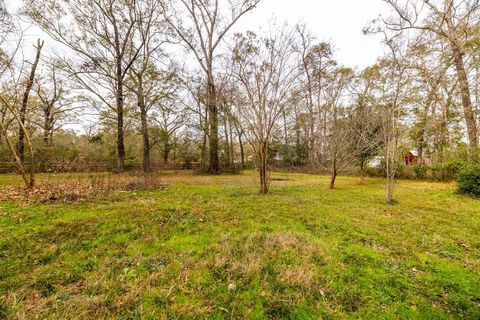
(0, 171, 479, 319)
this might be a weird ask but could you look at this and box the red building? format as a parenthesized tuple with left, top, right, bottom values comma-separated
(404, 152, 418, 166)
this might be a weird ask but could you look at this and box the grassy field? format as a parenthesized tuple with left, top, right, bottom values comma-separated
(0, 171, 479, 319)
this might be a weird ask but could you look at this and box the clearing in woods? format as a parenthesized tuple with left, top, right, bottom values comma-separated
(0, 171, 479, 319)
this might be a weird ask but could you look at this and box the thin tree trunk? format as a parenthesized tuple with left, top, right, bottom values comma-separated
(0, 123, 29, 188)
(137, 83, 151, 172)
(438, 88, 453, 164)
(173, 139, 177, 161)
(1, 97, 36, 188)
(283, 110, 288, 146)
(43, 108, 51, 146)
(417, 79, 440, 162)
(18, 39, 44, 162)
(238, 132, 245, 168)
(384, 99, 397, 204)
(294, 106, 302, 165)
(229, 117, 234, 166)
(201, 132, 207, 166)
(385, 140, 396, 204)
(223, 111, 230, 166)
(386, 136, 395, 204)
(386, 174, 394, 204)
(26, 128, 35, 188)
(330, 163, 337, 189)
(330, 173, 337, 190)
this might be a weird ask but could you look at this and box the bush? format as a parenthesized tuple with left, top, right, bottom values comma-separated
(364, 165, 383, 177)
(457, 165, 480, 198)
(444, 161, 466, 179)
(413, 164, 427, 179)
(430, 161, 466, 181)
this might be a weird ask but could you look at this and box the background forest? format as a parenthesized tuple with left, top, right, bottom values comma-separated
(1, 0, 480, 200)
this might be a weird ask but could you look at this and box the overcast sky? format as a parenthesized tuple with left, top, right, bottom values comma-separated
(234, 0, 391, 69)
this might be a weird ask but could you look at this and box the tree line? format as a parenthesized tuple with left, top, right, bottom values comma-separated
(0, 0, 479, 203)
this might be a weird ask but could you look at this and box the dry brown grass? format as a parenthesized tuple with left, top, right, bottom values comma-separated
(0, 172, 165, 203)
(212, 231, 328, 289)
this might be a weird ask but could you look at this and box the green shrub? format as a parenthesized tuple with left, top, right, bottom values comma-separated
(445, 161, 466, 179)
(413, 164, 427, 179)
(364, 166, 383, 177)
(457, 164, 480, 198)
(430, 161, 466, 181)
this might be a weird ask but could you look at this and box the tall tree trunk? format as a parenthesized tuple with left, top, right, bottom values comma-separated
(283, 110, 288, 163)
(229, 117, 234, 166)
(137, 83, 151, 172)
(385, 134, 396, 204)
(293, 112, 299, 157)
(207, 78, 220, 174)
(438, 88, 454, 164)
(385, 139, 396, 204)
(234, 122, 245, 168)
(223, 111, 230, 166)
(201, 131, 207, 166)
(238, 131, 245, 168)
(417, 78, 440, 163)
(116, 57, 126, 172)
(308, 110, 314, 160)
(384, 100, 398, 204)
(200, 100, 208, 167)
(17, 39, 43, 162)
(449, 40, 478, 154)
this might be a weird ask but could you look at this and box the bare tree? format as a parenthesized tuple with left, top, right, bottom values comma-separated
(294, 25, 336, 161)
(0, 36, 42, 189)
(376, 49, 410, 204)
(25, 0, 145, 171)
(231, 27, 298, 194)
(162, 0, 260, 173)
(312, 67, 374, 189)
(366, 16, 422, 203)
(35, 65, 78, 146)
(17, 39, 43, 162)
(351, 69, 383, 184)
(154, 96, 186, 164)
